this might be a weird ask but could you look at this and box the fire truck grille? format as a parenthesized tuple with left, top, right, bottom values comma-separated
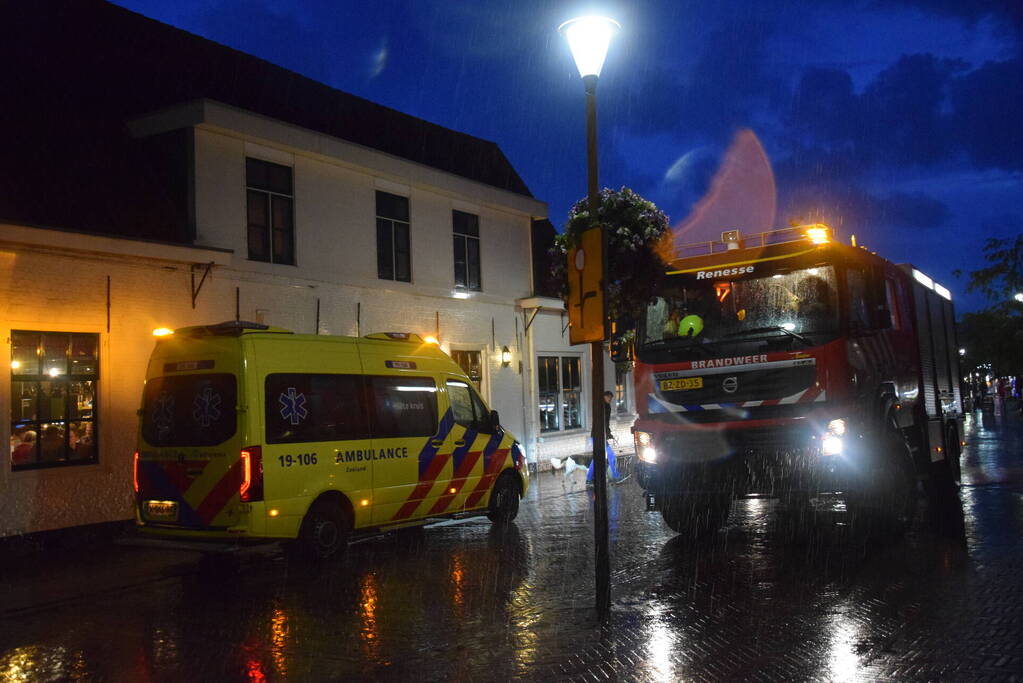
(647, 403, 815, 425)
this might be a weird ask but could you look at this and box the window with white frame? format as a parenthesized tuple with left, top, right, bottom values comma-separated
(452, 210, 481, 292)
(537, 355, 582, 432)
(614, 365, 631, 414)
(246, 157, 294, 265)
(377, 191, 411, 282)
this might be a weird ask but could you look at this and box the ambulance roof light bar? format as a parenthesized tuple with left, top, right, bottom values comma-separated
(364, 332, 431, 343)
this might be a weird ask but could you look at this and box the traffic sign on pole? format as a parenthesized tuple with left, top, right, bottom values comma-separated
(567, 226, 606, 344)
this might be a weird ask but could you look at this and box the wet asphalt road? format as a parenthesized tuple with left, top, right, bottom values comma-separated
(2, 407, 1022, 682)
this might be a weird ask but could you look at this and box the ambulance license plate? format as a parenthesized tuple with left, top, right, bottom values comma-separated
(145, 500, 178, 521)
(659, 377, 703, 392)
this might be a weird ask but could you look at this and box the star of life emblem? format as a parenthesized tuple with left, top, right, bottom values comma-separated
(279, 387, 309, 425)
(192, 387, 222, 427)
(153, 391, 175, 436)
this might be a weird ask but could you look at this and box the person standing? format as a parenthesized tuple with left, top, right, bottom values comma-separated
(587, 391, 626, 487)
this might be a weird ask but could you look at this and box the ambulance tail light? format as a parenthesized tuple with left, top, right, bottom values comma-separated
(133, 451, 140, 495)
(240, 446, 264, 502)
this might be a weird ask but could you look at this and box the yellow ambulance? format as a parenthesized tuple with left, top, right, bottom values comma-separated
(133, 321, 528, 558)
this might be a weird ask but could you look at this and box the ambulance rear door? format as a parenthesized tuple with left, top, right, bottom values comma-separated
(137, 341, 244, 529)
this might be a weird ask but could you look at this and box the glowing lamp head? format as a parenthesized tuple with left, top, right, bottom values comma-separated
(559, 16, 620, 79)
(10, 360, 20, 370)
(152, 327, 174, 337)
(501, 345, 512, 367)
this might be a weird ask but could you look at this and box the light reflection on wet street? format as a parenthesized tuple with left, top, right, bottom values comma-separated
(2, 407, 1022, 682)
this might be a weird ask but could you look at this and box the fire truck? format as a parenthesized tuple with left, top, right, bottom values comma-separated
(630, 225, 963, 535)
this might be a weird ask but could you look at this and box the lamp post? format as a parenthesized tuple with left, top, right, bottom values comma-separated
(560, 14, 620, 619)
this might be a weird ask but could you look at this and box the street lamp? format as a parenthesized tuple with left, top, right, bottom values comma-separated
(1014, 293, 1023, 303)
(560, 14, 619, 620)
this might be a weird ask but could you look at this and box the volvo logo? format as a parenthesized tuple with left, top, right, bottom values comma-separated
(722, 376, 738, 393)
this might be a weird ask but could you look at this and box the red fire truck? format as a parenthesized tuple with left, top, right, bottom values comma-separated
(630, 225, 963, 535)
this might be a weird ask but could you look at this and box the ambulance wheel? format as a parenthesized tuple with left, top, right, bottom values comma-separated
(660, 494, 729, 538)
(295, 499, 351, 560)
(487, 472, 520, 525)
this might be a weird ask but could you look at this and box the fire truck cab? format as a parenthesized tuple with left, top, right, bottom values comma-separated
(631, 225, 963, 536)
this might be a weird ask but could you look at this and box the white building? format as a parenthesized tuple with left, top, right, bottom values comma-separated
(0, 0, 633, 537)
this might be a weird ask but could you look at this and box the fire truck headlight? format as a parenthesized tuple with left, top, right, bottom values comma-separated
(819, 418, 847, 456)
(822, 435, 844, 456)
(635, 431, 658, 464)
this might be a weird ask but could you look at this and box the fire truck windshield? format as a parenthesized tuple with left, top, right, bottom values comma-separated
(638, 265, 839, 356)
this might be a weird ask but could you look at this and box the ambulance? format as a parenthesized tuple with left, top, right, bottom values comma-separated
(133, 321, 528, 558)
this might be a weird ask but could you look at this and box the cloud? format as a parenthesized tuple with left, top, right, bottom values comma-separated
(869, 191, 951, 228)
(951, 57, 1023, 170)
(369, 38, 388, 80)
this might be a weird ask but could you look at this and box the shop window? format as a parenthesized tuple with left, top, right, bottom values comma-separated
(537, 355, 582, 432)
(246, 157, 294, 265)
(377, 191, 411, 282)
(11, 331, 98, 470)
(453, 210, 481, 292)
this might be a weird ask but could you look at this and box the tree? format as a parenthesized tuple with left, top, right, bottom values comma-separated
(550, 186, 670, 324)
(958, 233, 1023, 376)
(961, 234, 1023, 308)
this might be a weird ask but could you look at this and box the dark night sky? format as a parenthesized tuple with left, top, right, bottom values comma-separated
(112, 0, 1023, 312)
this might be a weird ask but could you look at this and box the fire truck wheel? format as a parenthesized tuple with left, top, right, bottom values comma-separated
(293, 498, 351, 560)
(487, 472, 520, 525)
(660, 494, 730, 537)
(849, 418, 917, 535)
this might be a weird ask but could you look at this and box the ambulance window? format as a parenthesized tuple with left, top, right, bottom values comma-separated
(141, 374, 237, 447)
(446, 381, 475, 428)
(469, 389, 493, 434)
(265, 374, 367, 444)
(369, 376, 438, 438)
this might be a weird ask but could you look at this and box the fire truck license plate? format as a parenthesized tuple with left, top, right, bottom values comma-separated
(145, 500, 178, 521)
(659, 377, 703, 391)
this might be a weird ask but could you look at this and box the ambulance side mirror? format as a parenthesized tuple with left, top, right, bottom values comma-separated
(489, 410, 501, 431)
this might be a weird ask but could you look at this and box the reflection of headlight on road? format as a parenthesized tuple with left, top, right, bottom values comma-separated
(635, 431, 658, 463)
(822, 435, 843, 456)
